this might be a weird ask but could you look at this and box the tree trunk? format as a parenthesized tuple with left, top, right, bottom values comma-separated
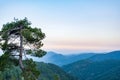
(19, 26, 24, 71)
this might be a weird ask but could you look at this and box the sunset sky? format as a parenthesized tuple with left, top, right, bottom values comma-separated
(0, 0, 120, 54)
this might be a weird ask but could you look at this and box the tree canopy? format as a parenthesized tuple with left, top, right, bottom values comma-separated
(0, 18, 46, 80)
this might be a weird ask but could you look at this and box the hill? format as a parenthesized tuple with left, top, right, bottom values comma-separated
(89, 50, 120, 61)
(36, 62, 77, 80)
(0, 61, 76, 80)
(62, 50, 120, 80)
(94, 65, 120, 80)
(34, 51, 96, 66)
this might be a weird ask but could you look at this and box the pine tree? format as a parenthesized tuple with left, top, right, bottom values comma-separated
(0, 18, 46, 80)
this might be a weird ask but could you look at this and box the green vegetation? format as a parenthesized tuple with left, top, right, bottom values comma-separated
(36, 62, 77, 80)
(63, 54, 120, 80)
(0, 18, 46, 80)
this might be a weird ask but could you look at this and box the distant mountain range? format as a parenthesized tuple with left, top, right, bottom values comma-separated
(34, 51, 96, 66)
(89, 50, 120, 61)
(1, 50, 120, 80)
(62, 50, 120, 80)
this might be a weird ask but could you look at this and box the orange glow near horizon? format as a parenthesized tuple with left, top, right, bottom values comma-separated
(42, 38, 120, 53)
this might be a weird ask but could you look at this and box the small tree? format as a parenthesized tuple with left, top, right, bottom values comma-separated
(0, 18, 46, 80)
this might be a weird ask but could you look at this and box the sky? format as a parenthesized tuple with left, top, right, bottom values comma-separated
(0, 0, 120, 54)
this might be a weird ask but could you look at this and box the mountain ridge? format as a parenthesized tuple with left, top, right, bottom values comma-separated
(36, 62, 77, 80)
(62, 50, 120, 80)
(38, 51, 96, 66)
